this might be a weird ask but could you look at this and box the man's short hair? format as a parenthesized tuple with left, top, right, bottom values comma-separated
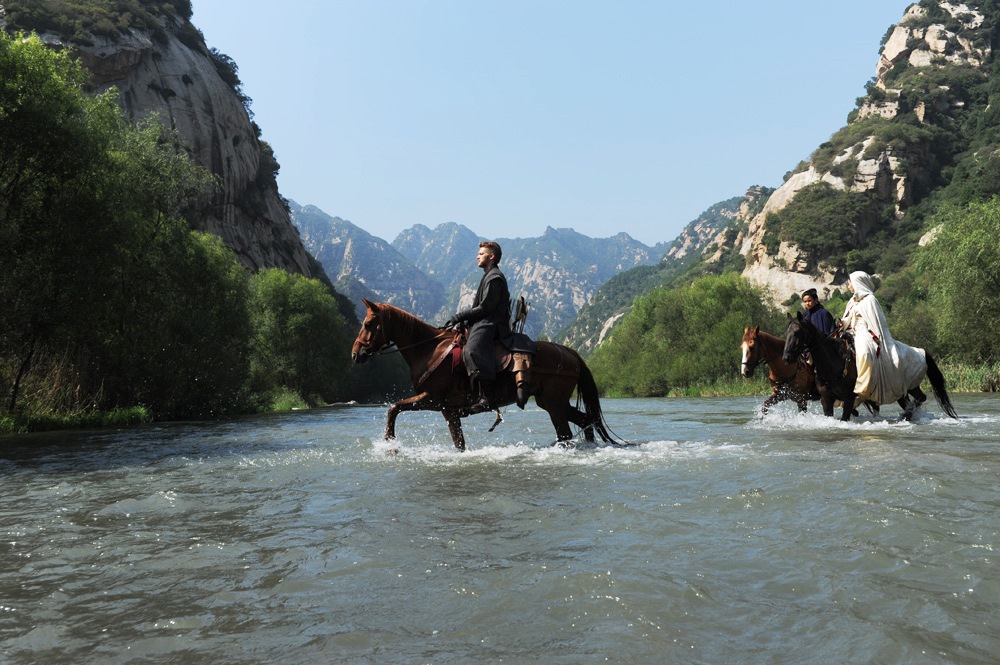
(802, 288, 819, 300)
(480, 241, 502, 264)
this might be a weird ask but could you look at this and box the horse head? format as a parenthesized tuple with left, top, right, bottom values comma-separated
(352, 298, 392, 364)
(740, 325, 763, 378)
(782, 311, 813, 364)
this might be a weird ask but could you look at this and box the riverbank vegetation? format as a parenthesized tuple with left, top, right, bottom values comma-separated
(589, 194, 1000, 399)
(0, 32, 405, 434)
(588, 151, 1000, 398)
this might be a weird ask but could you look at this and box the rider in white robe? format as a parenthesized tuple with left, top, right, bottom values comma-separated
(840, 271, 927, 405)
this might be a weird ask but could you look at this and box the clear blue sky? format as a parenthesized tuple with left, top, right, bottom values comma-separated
(191, 1, 912, 246)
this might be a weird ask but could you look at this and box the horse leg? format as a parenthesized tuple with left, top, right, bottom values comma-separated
(384, 391, 433, 440)
(761, 389, 781, 415)
(534, 390, 575, 444)
(840, 394, 857, 421)
(820, 391, 835, 417)
(548, 412, 574, 444)
(442, 408, 466, 452)
(898, 395, 914, 421)
(567, 406, 595, 443)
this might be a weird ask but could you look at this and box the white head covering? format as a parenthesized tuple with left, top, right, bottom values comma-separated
(849, 271, 875, 300)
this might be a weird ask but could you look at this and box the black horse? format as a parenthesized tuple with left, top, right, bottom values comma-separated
(782, 312, 957, 421)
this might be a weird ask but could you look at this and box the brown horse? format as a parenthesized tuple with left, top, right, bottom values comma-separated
(350, 299, 618, 451)
(740, 325, 818, 414)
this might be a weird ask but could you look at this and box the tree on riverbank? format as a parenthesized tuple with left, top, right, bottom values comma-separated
(589, 273, 784, 397)
(0, 32, 378, 427)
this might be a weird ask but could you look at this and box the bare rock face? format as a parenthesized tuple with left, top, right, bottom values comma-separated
(29, 14, 314, 277)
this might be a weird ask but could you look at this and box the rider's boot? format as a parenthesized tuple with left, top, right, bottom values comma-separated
(469, 374, 491, 412)
(476, 378, 494, 411)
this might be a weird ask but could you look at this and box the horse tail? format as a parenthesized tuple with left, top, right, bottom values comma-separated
(925, 352, 958, 419)
(572, 350, 618, 444)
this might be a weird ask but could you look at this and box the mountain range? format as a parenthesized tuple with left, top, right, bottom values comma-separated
(290, 200, 676, 339)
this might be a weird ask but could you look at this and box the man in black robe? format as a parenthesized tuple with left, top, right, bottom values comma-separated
(444, 241, 513, 410)
(802, 287, 835, 336)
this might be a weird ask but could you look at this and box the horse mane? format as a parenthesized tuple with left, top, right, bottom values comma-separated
(756, 329, 785, 346)
(376, 302, 441, 341)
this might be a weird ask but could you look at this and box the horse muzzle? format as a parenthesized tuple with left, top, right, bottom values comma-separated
(351, 346, 370, 364)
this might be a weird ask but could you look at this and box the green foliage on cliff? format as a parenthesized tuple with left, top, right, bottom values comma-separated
(3, 0, 193, 44)
(588, 274, 784, 397)
(764, 182, 876, 269)
(0, 32, 363, 426)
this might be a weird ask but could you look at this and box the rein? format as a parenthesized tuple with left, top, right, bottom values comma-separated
(362, 316, 452, 356)
(753, 333, 797, 382)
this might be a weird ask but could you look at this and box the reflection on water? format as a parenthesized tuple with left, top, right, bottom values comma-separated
(1, 395, 999, 664)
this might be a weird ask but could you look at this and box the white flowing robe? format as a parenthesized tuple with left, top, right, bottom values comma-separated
(841, 272, 927, 405)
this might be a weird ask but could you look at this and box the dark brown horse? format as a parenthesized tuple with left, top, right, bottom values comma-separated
(350, 299, 618, 451)
(740, 325, 818, 414)
(782, 312, 957, 421)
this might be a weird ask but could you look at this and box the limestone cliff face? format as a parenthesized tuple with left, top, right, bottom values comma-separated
(741, 1, 989, 303)
(3, 6, 314, 276)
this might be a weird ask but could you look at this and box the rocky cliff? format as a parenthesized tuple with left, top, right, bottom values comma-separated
(0, 3, 315, 277)
(735, 0, 992, 303)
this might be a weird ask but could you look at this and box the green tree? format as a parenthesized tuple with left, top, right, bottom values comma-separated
(0, 31, 247, 419)
(1, 32, 127, 412)
(765, 182, 873, 268)
(920, 198, 1000, 362)
(249, 269, 353, 406)
(589, 274, 784, 396)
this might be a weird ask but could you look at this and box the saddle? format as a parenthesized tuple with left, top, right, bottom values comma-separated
(448, 330, 530, 379)
(450, 329, 534, 408)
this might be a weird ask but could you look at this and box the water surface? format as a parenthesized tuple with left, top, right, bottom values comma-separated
(2, 395, 998, 664)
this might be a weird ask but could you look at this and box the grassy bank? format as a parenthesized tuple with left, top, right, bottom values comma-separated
(939, 361, 1000, 393)
(0, 406, 152, 435)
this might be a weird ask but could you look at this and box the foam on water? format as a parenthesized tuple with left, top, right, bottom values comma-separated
(747, 401, 976, 432)
(369, 434, 751, 468)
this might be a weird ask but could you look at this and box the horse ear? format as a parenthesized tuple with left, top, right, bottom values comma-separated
(796, 310, 804, 321)
(786, 312, 793, 321)
(753, 325, 760, 334)
(362, 298, 375, 310)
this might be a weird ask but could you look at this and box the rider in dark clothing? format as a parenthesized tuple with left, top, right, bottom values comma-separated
(444, 241, 512, 410)
(802, 288, 835, 336)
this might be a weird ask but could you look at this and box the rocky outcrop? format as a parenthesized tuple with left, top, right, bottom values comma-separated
(741, 0, 988, 305)
(3, 7, 314, 277)
(877, 3, 988, 92)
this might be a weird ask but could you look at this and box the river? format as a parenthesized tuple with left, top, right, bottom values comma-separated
(1, 395, 998, 664)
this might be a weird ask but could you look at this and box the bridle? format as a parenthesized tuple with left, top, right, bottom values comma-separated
(783, 320, 810, 363)
(355, 309, 452, 358)
(741, 334, 765, 374)
(355, 314, 395, 358)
